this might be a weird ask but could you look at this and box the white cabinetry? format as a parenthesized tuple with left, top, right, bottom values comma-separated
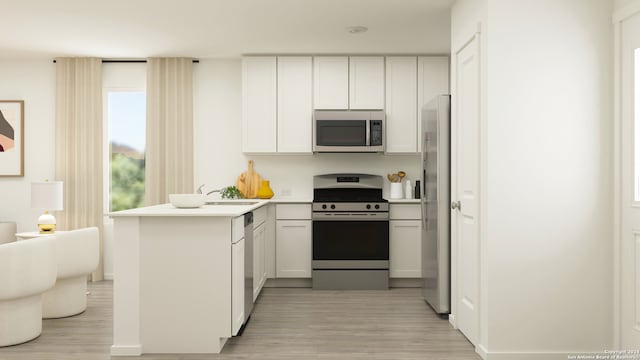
(253, 206, 268, 301)
(417, 56, 449, 146)
(349, 56, 385, 109)
(313, 56, 349, 109)
(253, 222, 266, 301)
(242, 57, 277, 153)
(265, 204, 276, 278)
(389, 204, 422, 278)
(385, 56, 418, 153)
(277, 57, 313, 153)
(275, 204, 312, 278)
(242, 55, 449, 154)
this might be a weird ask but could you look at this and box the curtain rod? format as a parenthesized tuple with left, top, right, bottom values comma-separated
(52, 59, 200, 63)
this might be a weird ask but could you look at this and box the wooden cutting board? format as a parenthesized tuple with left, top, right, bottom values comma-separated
(236, 160, 262, 198)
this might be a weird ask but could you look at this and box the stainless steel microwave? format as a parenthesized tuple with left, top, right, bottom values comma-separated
(313, 110, 385, 153)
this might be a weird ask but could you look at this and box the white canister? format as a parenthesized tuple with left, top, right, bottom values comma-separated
(405, 180, 412, 199)
(389, 182, 403, 199)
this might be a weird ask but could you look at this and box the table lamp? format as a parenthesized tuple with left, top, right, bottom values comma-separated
(31, 181, 63, 233)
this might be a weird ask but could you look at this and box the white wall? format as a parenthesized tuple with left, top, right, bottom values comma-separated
(193, 59, 421, 200)
(484, 0, 613, 357)
(0, 60, 56, 233)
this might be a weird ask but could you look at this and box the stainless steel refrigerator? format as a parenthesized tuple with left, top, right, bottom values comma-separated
(420, 94, 451, 314)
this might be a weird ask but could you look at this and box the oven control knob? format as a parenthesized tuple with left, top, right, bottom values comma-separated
(374, 204, 380, 209)
(330, 204, 336, 210)
(366, 204, 371, 209)
(322, 204, 327, 209)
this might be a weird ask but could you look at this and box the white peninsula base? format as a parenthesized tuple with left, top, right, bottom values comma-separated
(110, 203, 266, 356)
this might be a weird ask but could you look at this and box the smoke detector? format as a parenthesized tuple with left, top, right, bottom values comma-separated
(346, 26, 368, 34)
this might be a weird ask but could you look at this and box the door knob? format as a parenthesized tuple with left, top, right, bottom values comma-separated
(451, 201, 461, 210)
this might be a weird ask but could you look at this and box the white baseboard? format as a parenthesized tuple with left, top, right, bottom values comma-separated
(477, 344, 489, 359)
(448, 313, 457, 328)
(110, 344, 142, 356)
(104, 273, 114, 281)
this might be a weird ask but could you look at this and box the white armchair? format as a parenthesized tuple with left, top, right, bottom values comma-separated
(0, 237, 57, 347)
(0, 221, 17, 244)
(42, 227, 99, 319)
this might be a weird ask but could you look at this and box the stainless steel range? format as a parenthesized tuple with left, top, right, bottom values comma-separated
(312, 173, 389, 290)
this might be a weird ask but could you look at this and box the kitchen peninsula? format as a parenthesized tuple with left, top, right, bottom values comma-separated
(109, 200, 269, 356)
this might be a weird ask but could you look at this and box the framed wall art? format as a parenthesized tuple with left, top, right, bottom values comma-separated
(0, 100, 24, 177)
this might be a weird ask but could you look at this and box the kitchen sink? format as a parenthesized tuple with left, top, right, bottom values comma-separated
(205, 201, 260, 206)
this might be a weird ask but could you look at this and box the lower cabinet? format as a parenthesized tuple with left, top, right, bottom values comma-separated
(389, 220, 422, 278)
(389, 204, 422, 278)
(276, 220, 312, 278)
(253, 221, 267, 301)
(275, 204, 312, 278)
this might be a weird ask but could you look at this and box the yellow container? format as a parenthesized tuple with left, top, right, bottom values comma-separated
(257, 180, 274, 199)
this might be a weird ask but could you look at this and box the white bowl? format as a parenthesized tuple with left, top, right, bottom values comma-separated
(169, 194, 206, 208)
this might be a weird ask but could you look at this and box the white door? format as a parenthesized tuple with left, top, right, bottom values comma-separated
(621, 8, 640, 348)
(451, 34, 480, 345)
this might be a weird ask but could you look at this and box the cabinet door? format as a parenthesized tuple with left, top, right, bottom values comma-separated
(276, 220, 312, 278)
(389, 220, 422, 278)
(277, 57, 313, 153)
(313, 56, 349, 109)
(253, 223, 266, 301)
(265, 204, 276, 278)
(242, 57, 277, 153)
(349, 56, 385, 110)
(417, 56, 449, 148)
(385, 56, 418, 153)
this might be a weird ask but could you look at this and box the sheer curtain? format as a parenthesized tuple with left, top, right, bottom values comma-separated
(145, 58, 194, 205)
(55, 57, 104, 281)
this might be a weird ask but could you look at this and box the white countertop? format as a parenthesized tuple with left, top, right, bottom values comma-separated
(269, 197, 313, 203)
(386, 198, 421, 204)
(109, 200, 270, 217)
(109, 196, 419, 217)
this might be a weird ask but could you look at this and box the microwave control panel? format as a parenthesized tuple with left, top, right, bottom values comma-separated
(370, 120, 383, 146)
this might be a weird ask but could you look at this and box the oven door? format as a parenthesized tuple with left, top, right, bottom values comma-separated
(312, 219, 389, 268)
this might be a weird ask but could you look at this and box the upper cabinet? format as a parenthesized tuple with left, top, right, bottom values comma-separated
(313, 56, 385, 110)
(349, 56, 385, 110)
(417, 56, 450, 147)
(243, 56, 313, 154)
(313, 56, 349, 109)
(277, 57, 313, 153)
(385, 56, 418, 153)
(242, 57, 277, 153)
(242, 55, 449, 154)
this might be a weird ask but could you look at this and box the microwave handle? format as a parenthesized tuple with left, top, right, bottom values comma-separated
(366, 119, 370, 146)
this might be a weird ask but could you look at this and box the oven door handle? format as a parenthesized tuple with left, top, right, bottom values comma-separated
(312, 213, 389, 221)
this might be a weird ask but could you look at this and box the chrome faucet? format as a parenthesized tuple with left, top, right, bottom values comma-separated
(197, 184, 221, 196)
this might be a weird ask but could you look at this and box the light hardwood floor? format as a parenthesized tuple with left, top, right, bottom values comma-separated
(1, 281, 481, 360)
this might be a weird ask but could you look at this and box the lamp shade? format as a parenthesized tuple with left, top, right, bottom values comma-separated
(31, 181, 63, 210)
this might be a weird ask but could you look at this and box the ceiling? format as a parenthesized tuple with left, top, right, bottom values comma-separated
(1, 0, 453, 59)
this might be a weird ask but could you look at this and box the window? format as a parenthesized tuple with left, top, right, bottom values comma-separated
(107, 91, 146, 211)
